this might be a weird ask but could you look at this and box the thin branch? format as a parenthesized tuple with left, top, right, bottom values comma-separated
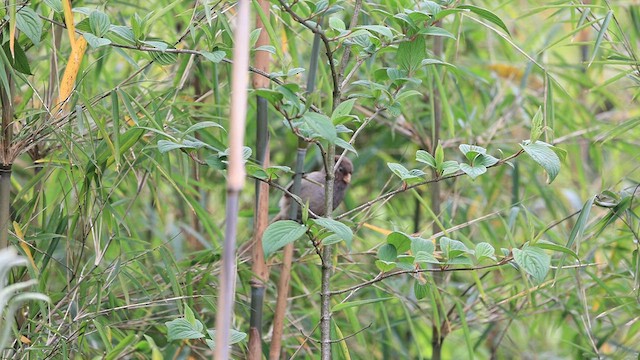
(336, 149, 525, 220)
(330, 261, 512, 296)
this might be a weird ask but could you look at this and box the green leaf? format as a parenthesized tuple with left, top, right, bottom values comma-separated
(530, 107, 543, 143)
(206, 329, 247, 349)
(358, 25, 394, 40)
(166, 318, 204, 341)
(411, 237, 434, 255)
(142, 40, 169, 51)
(414, 281, 429, 300)
(418, 26, 456, 39)
(520, 141, 561, 184)
(2, 42, 31, 75)
(590, 11, 612, 66)
(332, 297, 394, 312)
(441, 161, 460, 176)
(458, 5, 511, 36)
(16, 7, 42, 46)
(535, 240, 579, 261)
(183, 121, 225, 135)
(387, 163, 426, 181)
(387, 232, 412, 253)
(313, 218, 353, 247)
(459, 163, 487, 180)
(414, 250, 440, 264)
(157, 140, 199, 153)
(375, 260, 397, 272)
(150, 49, 177, 65)
(89, 10, 110, 37)
(303, 112, 338, 142)
(262, 221, 308, 258)
(475, 242, 496, 262)
(329, 17, 345, 31)
(109, 25, 136, 44)
(440, 237, 470, 259)
(512, 246, 550, 284)
(416, 150, 436, 168)
(377, 244, 397, 262)
(43, 0, 63, 13)
(201, 50, 226, 63)
(331, 99, 356, 122)
(397, 37, 425, 75)
(83, 32, 112, 48)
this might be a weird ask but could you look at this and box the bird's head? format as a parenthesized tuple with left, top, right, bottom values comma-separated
(334, 156, 353, 184)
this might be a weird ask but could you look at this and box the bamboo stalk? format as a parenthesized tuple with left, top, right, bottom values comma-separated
(0, 68, 14, 249)
(247, 0, 272, 356)
(214, 0, 251, 357)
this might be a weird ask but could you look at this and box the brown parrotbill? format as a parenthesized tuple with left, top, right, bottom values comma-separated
(275, 155, 353, 221)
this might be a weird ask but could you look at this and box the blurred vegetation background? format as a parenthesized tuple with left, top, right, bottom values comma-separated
(0, 0, 639, 358)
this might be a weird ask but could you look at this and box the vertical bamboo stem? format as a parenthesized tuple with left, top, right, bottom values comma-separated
(248, 0, 272, 355)
(214, 0, 251, 357)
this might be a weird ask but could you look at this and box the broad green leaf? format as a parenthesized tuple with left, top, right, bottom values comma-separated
(16, 7, 42, 46)
(331, 99, 356, 122)
(201, 50, 226, 63)
(387, 232, 412, 253)
(329, 17, 345, 31)
(520, 141, 561, 184)
(418, 26, 456, 39)
(459, 163, 486, 180)
(387, 163, 425, 181)
(206, 329, 247, 349)
(166, 318, 204, 341)
(304, 112, 337, 142)
(44, 0, 63, 13)
(157, 140, 199, 153)
(150, 49, 177, 65)
(83, 33, 112, 48)
(142, 40, 169, 51)
(475, 242, 496, 261)
(109, 25, 135, 44)
(416, 150, 436, 168)
(397, 37, 425, 74)
(411, 237, 434, 255)
(414, 282, 429, 300)
(89, 10, 110, 37)
(2, 42, 31, 75)
(375, 260, 396, 272)
(358, 25, 394, 40)
(414, 250, 440, 264)
(262, 221, 308, 258)
(313, 218, 353, 246)
(377, 244, 397, 262)
(513, 246, 550, 284)
(441, 161, 460, 176)
(440, 237, 470, 259)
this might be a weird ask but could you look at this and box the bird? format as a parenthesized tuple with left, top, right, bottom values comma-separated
(274, 155, 353, 221)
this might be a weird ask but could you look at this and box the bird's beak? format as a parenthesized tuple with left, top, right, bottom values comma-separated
(344, 173, 352, 184)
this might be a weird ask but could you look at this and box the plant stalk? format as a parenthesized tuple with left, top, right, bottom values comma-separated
(430, 22, 444, 360)
(248, 0, 272, 355)
(215, 0, 250, 357)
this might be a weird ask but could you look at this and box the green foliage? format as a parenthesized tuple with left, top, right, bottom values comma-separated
(2, 0, 640, 358)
